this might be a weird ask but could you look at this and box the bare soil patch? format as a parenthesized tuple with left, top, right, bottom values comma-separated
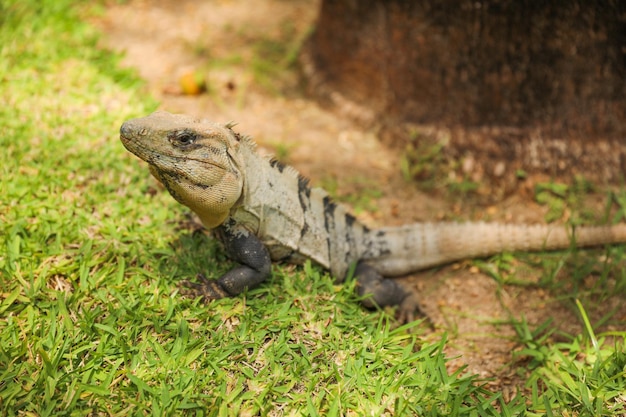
(94, 0, 625, 391)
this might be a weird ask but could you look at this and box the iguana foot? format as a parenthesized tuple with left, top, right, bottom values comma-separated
(354, 262, 421, 324)
(179, 225, 273, 304)
(396, 293, 420, 324)
(180, 274, 229, 302)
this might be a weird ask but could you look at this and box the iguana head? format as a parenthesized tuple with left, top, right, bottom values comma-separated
(120, 111, 244, 228)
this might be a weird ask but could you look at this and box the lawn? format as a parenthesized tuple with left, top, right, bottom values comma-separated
(1, 1, 625, 415)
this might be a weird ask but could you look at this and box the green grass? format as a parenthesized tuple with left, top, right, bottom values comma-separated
(400, 128, 480, 197)
(1, 1, 626, 415)
(319, 175, 383, 215)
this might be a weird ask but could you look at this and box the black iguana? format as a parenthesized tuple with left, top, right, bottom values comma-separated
(120, 111, 626, 322)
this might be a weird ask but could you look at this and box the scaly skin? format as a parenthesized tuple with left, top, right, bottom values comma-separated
(120, 111, 626, 322)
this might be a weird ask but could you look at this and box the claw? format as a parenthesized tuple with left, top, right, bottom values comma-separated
(179, 274, 228, 302)
(396, 293, 420, 324)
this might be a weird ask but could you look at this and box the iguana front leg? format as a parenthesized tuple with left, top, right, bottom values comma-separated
(355, 262, 420, 323)
(182, 223, 271, 301)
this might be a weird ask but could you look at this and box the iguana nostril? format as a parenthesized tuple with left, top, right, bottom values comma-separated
(120, 122, 133, 137)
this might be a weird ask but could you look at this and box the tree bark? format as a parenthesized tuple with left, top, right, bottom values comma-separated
(301, 0, 626, 194)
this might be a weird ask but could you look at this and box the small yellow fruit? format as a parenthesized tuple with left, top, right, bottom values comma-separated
(179, 71, 207, 95)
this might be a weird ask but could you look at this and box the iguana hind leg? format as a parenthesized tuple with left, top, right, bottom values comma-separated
(355, 262, 420, 323)
(181, 223, 271, 301)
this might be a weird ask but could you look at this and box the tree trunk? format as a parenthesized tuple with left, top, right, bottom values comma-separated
(301, 0, 626, 195)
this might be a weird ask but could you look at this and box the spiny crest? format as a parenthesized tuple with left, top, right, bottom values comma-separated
(223, 124, 256, 150)
(268, 157, 301, 180)
(223, 120, 302, 181)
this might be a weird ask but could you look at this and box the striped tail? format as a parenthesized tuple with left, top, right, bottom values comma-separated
(362, 222, 626, 277)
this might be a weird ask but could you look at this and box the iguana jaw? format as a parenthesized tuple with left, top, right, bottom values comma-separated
(120, 111, 244, 228)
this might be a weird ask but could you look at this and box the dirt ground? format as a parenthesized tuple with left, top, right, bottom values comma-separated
(94, 0, 624, 393)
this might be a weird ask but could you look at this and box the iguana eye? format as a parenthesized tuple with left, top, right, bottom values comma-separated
(169, 130, 197, 148)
